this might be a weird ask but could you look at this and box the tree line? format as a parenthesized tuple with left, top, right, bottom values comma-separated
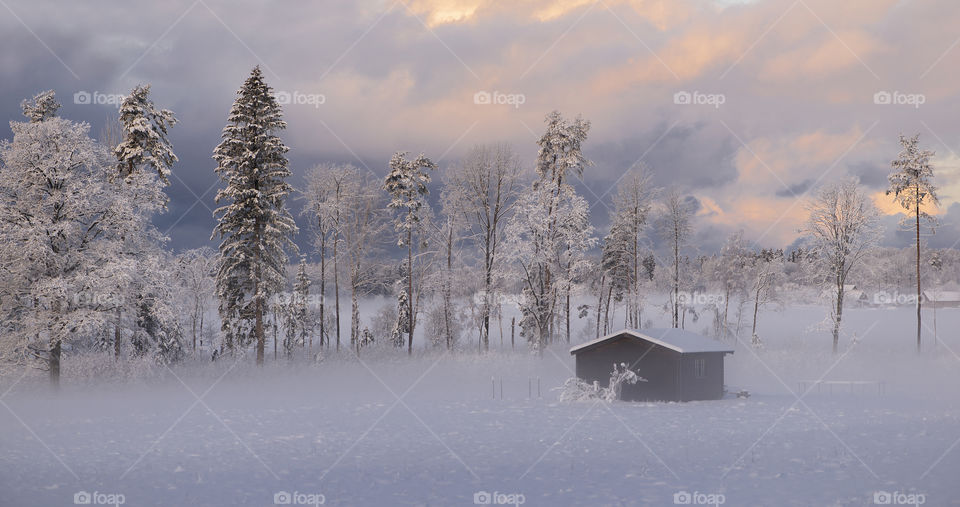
(0, 67, 946, 386)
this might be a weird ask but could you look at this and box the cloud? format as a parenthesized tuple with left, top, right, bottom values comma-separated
(1, 0, 959, 253)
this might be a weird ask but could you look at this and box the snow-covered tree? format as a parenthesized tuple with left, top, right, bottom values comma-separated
(383, 151, 437, 354)
(212, 66, 298, 366)
(505, 112, 595, 351)
(611, 169, 655, 329)
(656, 188, 695, 328)
(176, 248, 217, 354)
(0, 111, 119, 385)
(747, 249, 784, 346)
(887, 134, 939, 352)
(20, 90, 60, 123)
(301, 163, 357, 350)
(803, 179, 881, 353)
(341, 170, 386, 349)
(536, 110, 591, 188)
(442, 143, 521, 351)
(715, 232, 750, 340)
(391, 289, 410, 349)
(599, 219, 633, 336)
(115, 84, 178, 186)
(110, 84, 180, 361)
(505, 181, 596, 352)
(293, 257, 311, 348)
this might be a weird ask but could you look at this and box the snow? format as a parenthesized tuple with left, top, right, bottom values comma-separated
(570, 328, 735, 355)
(1, 306, 958, 506)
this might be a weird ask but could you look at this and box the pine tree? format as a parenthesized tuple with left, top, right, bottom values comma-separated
(383, 151, 436, 355)
(506, 112, 595, 351)
(392, 289, 410, 349)
(212, 66, 299, 366)
(887, 134, 938, 352)
(20, 90, 60, 123)
(112, 84, 180, 361)
(294, 257, 311, 348)
(600, 219, 633, 335)
(115, 84, 178, 185)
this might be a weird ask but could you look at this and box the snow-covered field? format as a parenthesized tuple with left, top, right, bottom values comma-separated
(2, 306, 958, 506)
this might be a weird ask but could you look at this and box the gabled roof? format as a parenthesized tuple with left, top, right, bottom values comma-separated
(569, 328, 734, 355)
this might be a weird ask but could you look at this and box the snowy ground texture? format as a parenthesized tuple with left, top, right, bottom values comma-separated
(2, 306, 959, 506)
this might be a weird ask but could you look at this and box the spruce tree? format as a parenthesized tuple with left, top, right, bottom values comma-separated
(113, 84, 180, 361)
(383, 151, 436, 355)
(294, 257, 311, 348)
(212, 66, 298, 366)
(115, 84, 178, 185)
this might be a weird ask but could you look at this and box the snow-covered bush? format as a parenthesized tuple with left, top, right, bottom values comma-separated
(557, 362, 646, 402)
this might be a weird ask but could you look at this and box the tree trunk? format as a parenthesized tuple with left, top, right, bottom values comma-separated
(334, 236, 341, 352)
(596, 275, 604, 338)
(114, 308, 121, 360)
(722, 287, 730, 340)
(445, 229, 454, 351)
(407, 229, 414, 356)
(832, 286, 844, 354)
(49, 339, 61, 389)
(751, 287, 760, 337)
(318, 229, 326, 349)
(191, 303, 197, 353)
(915, 198, 922, 353)
(603, 285, 613, 335)
(510, 317, 515, 350)
(565, 287, 571, 344)
(673, 230, 680, 328)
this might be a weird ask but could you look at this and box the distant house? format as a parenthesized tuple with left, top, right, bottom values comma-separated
(820, 284, 869, 307)
(569, 328, 734, 402)
(922, 290, 960, 309)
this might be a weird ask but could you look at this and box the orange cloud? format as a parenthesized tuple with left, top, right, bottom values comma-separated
(405, 0, 691, 28)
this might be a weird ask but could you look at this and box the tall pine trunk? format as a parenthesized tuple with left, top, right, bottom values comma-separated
(254, 225, 264, 366)
(319, 229, 326, 349)
(407, 228, 414, 356)
(915, 196, 922, 353)
(334, 236, 341, 352)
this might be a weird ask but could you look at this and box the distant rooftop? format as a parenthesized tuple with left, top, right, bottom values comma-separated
(570, 328, 735, 355)
(923, 290, 960, 302)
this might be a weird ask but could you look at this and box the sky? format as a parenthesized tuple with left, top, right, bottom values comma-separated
(1, 0, 959, 255)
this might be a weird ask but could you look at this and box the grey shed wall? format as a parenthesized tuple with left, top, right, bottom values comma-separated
(573, 334, 727, 402)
